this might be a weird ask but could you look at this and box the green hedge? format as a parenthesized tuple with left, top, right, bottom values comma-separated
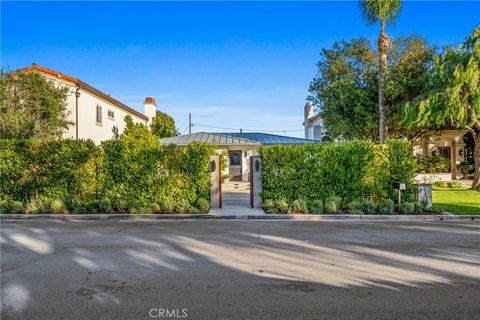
(101, 140, 212, 211)
(0, 139, 98, 203)
(0, 139, 213, 213)
(259, 140, 417, 207)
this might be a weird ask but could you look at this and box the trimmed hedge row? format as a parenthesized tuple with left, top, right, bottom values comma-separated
(0, 139, 213, 213)
(259, 140, 417, 207)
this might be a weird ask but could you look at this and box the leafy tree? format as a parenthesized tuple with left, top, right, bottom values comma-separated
(404, 27, 480, 190)
(150, 110, 178, 138)
(359, 0, 402, 143)
(309, 35, 435, 141)
(122, 115, 159, 148)
(386, 35, 437, 139)
(0, 70, 72, 141)
(309, 38, 378, 140)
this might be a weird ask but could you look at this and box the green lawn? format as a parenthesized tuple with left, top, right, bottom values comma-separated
(433, 188, 480, 215)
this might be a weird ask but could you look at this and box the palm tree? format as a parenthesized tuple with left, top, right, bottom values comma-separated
(359, 0, 402, 143)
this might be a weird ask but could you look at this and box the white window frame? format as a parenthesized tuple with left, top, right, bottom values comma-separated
(107, 109, 115, 120)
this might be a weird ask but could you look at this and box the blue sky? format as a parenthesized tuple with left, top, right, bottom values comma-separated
(2, 1, 479, 137)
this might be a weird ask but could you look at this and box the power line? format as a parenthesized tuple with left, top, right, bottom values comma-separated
(192, 123, 304, 134)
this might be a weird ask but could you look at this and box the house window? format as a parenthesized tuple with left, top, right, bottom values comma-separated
(96, 106, 102, 125)
(313, 125, 323, 141)
(107, 110, 115, 119)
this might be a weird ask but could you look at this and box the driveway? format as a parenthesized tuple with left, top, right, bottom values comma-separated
(1, 220, 479, 320)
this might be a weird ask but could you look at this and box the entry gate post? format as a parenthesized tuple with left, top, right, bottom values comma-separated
(250, 156, 262, 208)
(210, 156, 221, 209)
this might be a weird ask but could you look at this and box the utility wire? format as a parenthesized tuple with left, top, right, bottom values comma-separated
(193, 123, 304, 133)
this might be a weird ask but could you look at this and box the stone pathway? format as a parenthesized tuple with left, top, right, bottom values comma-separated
(210, 181, 265, 216)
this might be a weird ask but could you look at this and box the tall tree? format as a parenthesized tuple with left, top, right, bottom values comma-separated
(309, 35, 435, 141)
(150, 110, 178, 138)
(0, 70, 72, 141)
(387, 34, 437, 139)
(359, 0, 402, 143)
(309, 38, 378, 140)
(403, 27, 480, 190)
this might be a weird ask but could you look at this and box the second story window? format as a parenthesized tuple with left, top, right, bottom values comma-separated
(108, 110, 115, 119)
(96, 106, 102, 125)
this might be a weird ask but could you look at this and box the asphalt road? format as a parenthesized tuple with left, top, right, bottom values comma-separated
(1, 220, 479, 320)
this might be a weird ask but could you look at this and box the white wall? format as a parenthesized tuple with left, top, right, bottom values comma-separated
(305, 116, 324, 140)
(42, 74, 147, 144)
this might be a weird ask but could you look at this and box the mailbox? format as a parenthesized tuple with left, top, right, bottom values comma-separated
(392, 182, 406, 190)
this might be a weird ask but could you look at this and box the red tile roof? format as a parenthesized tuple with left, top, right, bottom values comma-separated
(19, 63, 148, 121)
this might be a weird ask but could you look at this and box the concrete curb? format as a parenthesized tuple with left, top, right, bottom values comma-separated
(0, 214, 477, 221)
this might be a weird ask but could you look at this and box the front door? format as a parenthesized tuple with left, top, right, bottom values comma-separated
(229, 150, 242, 181)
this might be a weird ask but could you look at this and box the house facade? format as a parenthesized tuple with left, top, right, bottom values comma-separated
(161, 132, 318, 182)
(413, 129, 469, 180)
(19, 64, 156, 144)
(303, 101, 325, 141)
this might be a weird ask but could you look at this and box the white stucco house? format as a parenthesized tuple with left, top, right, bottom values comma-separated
(303, 101, 325, 141)
(19, 63, 157, 144)
(413, 129, 471, 181)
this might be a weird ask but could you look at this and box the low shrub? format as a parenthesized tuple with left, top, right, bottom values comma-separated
(458, 161, 475, 174)
(378, 199, 395, 215)
(362, 199, 376, 215)
(263, 199, 276, 214)
(275, 198, 290, 214)
(417, 155, 450, 173)
(161, 198, 175, 214)
(433, 181, 449, 188)
(447, 181, 464, 189)
(433, 181, 465, 189)
(348, 201, 363, 214)
(129, 207, 152, 214)
(400, 202, 415, 214)
(50, 199, 66, 214)
(150, 203, 162, 214)
(0, 200, 8, 214)
(309, 200, 323, 214)
(26, 196, 50, 214)
(99, 198, 113, 214)
(175, 198, 191, 214)
(9, 200, 25, 214)
(324, 197, 338, 214)
(73, 204, 87, 214)
(85, 200, 100, 214)
(291, 199, 308, 214)
(196, 198, 210, 213)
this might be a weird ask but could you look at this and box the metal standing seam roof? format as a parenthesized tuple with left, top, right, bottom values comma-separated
(160, 132, 261, 146)
(216, 132, 319, 145)
(160, 132, 319, 146)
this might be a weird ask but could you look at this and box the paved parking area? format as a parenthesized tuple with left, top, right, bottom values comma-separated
(1, 220, 479, 320)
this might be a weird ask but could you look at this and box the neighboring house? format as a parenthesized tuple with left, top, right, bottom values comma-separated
(413, 129, 470, 181)
(19, 63, 157, 144)
(303, 101, 325, 141)
(161, 132, 318, 181)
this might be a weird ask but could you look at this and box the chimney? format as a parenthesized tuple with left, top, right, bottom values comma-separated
(144, 97, 157, 124)
(304, 101, 314, 139)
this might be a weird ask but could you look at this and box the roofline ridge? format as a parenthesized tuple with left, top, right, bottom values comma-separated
(18, 63, 148, 121)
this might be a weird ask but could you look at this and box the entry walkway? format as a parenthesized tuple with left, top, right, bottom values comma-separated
(210, 181, 265, 215)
